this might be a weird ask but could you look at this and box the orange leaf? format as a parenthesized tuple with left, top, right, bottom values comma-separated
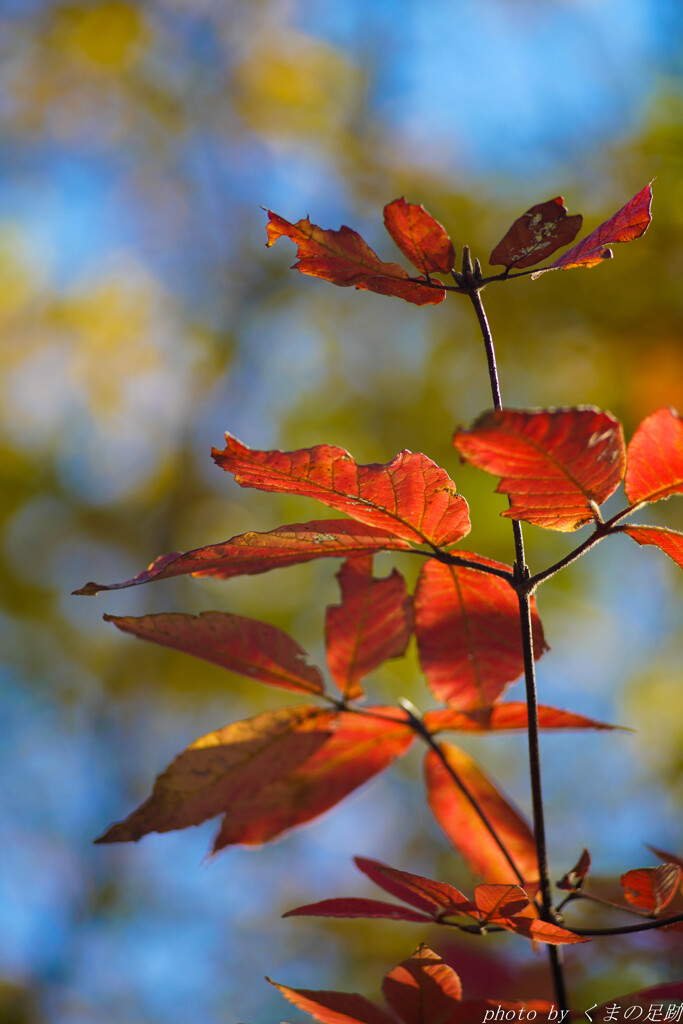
(454, 407, 625, 531)
(625, 407, 683, 505)
(326, 557, 413, 701)
(414, 556, 547, 710)
(265, 210, 445, 306)
(474, 883, 530, 922)
(501, 918, 589, 945)
(425, 742, 539, 884)
(212, 708, 414, 850)
(74, 520, 413, 595)
(354, 857, 476, 916)
(382, 945, 463, 1024)
(213, 436, 471, 547)
(95, 705, 333, 844)
(620, 526, 683, 571)
(557, 848, 592, 891)
(283, 898, 434, 923)
(104, 610, 325, 695)
(489, 197, 582, 270)
(383, 198, 455, 276)
(268, 978, 396, 1024)
(621, 864, 682, 915)
(531, 182, 653, 275)
(424, 704, 622, 733)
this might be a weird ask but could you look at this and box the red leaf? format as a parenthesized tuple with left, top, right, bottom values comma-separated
(531, 182, 653, 276)
(326, 557, 413, 701)
(625, 407, 683, 505)
(213, 436, 471, 547)
(354, 857, 475, 916)
(414, 556, 547, 710)
(383, 198, 455, 276)
(425, 742, 539, 884)
(73, 521, 413, 595)
(474, 883, 530, 922)
(557, 848, 592, 891)
(424, 704, 622, 733)
(382, 944, 463, 1024)
(454, 407, 625, 531)
(283, 898, 434, 923)
(500, 918, 589, 945)
(268, 979, 396, 1024)
(265, 210, 445, 306)
(104, 610, 325, 695)
(647, 845, 683, 873)
(95, 705, 333, 843)
(489, 197, 582, 270)
(212, 707, 414, 850)
(620, 526, 683, 571)
(621, 864, 682, 915)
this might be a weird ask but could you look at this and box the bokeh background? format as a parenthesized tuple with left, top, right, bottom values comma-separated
(1, 1, 682, 1021)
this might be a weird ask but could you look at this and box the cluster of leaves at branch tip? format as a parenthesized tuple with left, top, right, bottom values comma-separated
(76, 180, 683, 1011)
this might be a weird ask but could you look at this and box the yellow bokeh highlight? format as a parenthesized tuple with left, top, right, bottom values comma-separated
(51, 1, 149, 72)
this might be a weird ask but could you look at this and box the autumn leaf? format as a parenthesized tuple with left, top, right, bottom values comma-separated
(211, 708, 414, 850)
(104, 610, 326, 695)
(531, 182, 653, 276)
(474, 883, 530, 923)
(557, 848, 592, 891)
(265, 210, 445, 306)
(489, 197, 582, 270)
(620, 864, 682, 915)
(268, 978, 396, 1024)
(414, 555, 547, 710)
(213, 436, 470, 547)
(354, 857, 476, 916)
(619, 526, 683, 571)
(381, 945, 463, 1024)
(383, 198, 455, 276)
(423, 703, 623, 733)
(283, 898, 434, 924)
(74, 520, 413, 595)
(425, 742, 539, 884)
(325, 557, 413, 700)
(454, 407, 625, 531)
(95, 705, 334, 843)
(624, 407, 683, 506)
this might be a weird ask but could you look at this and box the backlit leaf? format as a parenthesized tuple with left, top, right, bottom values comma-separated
(382, 944, 463, 1024)
(474, 883, 530, 922)
(624, 407, 683, 505)
(647, 845, 683, 874)
(531, 183, 653, 276)
(212, 707, 414, 850)
(354, 857, 475, 916)
(95, 705, 333, 843)
(425, 742, 539, 883)
(454, 407, 625, 531)
(620, 526, 683, 571)
(621, 864, 682, 914)
(74, 520, 413, 595)
(104, 610, 325, 695)
(268, 979, 396, 1024)
(557, 848, 592, 891)
(414, 555, 547, 710)
(266, 210, 445, 306)
(326, 558, 412, 700)
(501, 918, 589, 945)
(283, 898, 434, 923)
(423, 703, 622, 733)
(489, 197, 582, 270)
(383, 198, 455, 276)
(213, 436, 471, 547)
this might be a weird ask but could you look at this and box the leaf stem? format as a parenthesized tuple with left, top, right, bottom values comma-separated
(467, 286, 568, 1012)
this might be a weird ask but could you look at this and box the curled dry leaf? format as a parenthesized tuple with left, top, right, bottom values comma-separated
(620, 864, 682, 915)
(489, 197, 582, 270)
(557, 848, 592, 891)
(531, 182, 653, 277)
(213, 435, 471, 547)
(454, 407, 625, 531)
(266, 209, 445, 306)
